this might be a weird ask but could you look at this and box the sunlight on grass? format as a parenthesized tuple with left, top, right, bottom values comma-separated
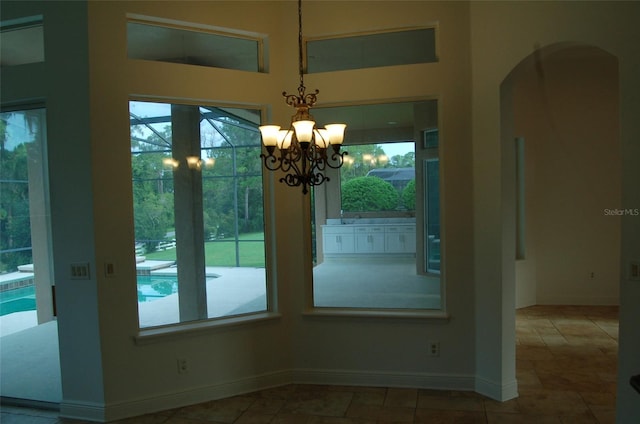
(144, 232, 265, 267)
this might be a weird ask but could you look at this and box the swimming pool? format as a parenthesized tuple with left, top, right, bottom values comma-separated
(0, 275, 178, 316)
(0, 286, 36, 316)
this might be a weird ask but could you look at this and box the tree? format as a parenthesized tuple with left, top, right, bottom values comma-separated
(389, 151, 415, 168)
(130, 124, 175, 252)
(0, 112, 39, 273)
(402, 179, 416, 210)
(340, 144, 389, 183)
(341, 176, 398, 212)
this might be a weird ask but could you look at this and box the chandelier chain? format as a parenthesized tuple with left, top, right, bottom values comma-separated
(298, 0, 304, 91)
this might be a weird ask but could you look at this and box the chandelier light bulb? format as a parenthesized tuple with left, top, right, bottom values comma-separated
(292, 120, 315, 143)
(325, 123, 346, 145)
(259, 125, 280, 147)
(278, 130, 293, 149)
(314, 129, 330, 148)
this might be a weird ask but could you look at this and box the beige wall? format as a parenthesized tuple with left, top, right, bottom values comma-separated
(511, 46, 620, 307)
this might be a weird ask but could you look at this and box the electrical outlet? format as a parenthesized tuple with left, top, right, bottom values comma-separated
(428, 341, 440, 357)
(177, 358, 189, 374)
(630, 261, 640, 281)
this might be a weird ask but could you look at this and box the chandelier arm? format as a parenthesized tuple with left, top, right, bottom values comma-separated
(280, 142, 303, 174)
(308, 145, 327, 172)
(325, 151, 348, 169)
(282, 145, 304, 172)
(260, 152, 283, 171)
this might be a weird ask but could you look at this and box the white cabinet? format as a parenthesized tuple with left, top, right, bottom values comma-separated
(322, 223, 415, 256)
(355, 226, 385, 253)
(322, 226, 355, 254)
(385, 225, 416, 253)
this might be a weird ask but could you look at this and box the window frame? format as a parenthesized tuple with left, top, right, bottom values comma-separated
(129, 97, 277, 335)
(309, 99, 444, 315)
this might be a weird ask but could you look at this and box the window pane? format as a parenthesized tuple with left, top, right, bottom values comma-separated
(0, 108, 54, 326)
(0, 18, 44, 66)
(307, 28, 436, 73)
(131, 101, 267, 328)
(127, 21, 262, 72)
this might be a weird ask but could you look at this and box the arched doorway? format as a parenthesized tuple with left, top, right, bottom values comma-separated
(500, 42, 621, 396)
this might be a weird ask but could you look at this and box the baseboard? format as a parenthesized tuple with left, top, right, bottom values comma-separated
(293, 368, 476, 392)
(59, 400, 106, 422)
(60, 370, 292, 423)
(475, 376, 518, 402)
(59, 369, 494, 422)
(536, 295, 620, 306)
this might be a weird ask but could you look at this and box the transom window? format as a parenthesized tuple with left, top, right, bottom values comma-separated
(306, 27, 437, 73)
(127, 17, 265, 72)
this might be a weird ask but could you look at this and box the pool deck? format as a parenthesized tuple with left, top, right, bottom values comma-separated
(0, 270, 35, 292)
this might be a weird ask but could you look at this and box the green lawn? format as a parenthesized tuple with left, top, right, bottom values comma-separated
(145, 232, 265, 268)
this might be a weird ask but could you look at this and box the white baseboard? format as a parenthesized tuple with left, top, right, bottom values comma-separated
(59, 400, 106, 422)
(475, 376, 518, 401)
(536, 295, 619, 306)
(60, 370, 292, 423)
(293, 368, 476, 392)
(60, 369, 495, 422)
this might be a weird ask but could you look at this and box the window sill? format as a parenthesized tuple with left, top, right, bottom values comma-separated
(302, 307, 450, 323)
(135, 311, 282, 345)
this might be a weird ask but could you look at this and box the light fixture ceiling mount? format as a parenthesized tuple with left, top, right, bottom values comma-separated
(259, 0, 347, 194)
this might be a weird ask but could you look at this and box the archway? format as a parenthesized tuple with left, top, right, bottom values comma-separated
(500, 42, 621, 392)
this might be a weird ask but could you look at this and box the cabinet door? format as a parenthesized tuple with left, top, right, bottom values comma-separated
(355, 227, 385, 253)
(385, 226, 416, 253)
(323, 232, 355, 253)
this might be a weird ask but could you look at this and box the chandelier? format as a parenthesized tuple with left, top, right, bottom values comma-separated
(259, 0, 347, 194)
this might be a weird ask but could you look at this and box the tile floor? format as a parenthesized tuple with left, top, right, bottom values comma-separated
(0, 305, 619, 424)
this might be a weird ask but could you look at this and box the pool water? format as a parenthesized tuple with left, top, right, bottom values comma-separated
(0, 275, 178, 316)
(137, 275, 178, 302)
(0, 286, 36, 316)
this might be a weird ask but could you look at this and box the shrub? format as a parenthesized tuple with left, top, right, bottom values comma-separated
(402, 179, 416, 210)
(341, 176, 398, 212)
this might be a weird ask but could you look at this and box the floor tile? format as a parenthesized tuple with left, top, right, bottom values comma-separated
(384, 388, 418, 408)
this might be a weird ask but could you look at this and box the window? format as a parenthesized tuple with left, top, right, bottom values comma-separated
(306, 27, 436, 73)
(0, 16, 45, 66)
(311, 100, 441, 310)
(0, 107, 54, 322)
(127, 18, 265, 72)
(130, 100, 267, 328)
